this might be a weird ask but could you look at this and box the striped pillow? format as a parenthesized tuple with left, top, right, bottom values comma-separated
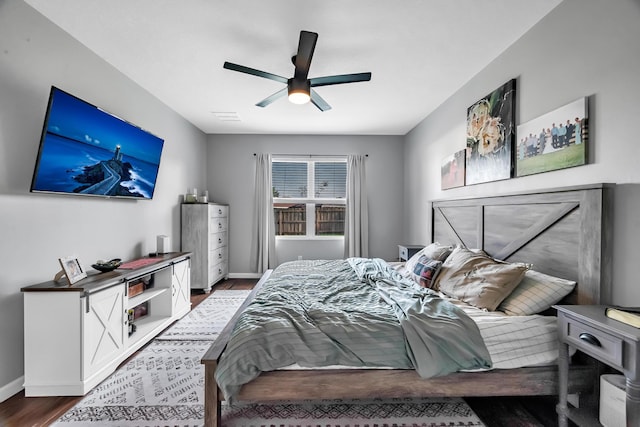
(498, 269, 576, 315)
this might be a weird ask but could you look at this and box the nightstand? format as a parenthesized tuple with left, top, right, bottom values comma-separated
(554, 305, 640, 427)
(397, 244, 424, 262)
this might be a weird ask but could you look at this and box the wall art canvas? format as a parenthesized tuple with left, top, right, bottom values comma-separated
(515, 97, 588, 177)
(441, 149, 466, 190)
(465, 79, 516, 185)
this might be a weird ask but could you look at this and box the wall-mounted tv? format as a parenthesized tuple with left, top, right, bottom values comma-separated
(30, 86, 164, 199)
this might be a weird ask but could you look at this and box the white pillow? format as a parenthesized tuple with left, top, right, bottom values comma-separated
(498, 269, 576, 316)
(404, 242, 453, 275)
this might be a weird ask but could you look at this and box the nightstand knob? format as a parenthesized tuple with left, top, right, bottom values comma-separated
(579, 332, 601, 347)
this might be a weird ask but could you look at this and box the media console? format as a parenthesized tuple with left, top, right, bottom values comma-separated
(21, 252, 191, 396)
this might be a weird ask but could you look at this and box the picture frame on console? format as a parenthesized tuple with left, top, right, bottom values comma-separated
(57, 255, 87, 284)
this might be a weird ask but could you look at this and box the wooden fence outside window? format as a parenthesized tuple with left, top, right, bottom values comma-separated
(275, 205, 345, 236)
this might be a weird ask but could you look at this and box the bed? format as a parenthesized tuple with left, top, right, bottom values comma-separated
(201, 184, 613, 427)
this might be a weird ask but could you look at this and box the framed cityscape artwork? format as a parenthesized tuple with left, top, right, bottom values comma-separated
(465, 79, 516, 185)
(441, 149, 466, 190)
(515, 97, 588, 177)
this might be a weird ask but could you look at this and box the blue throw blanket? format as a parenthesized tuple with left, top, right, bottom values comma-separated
(215, 259, 491, 401)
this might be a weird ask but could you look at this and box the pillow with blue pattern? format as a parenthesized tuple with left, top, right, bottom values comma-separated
(411, 255, 443, 288)
(405, 242, 452, 275)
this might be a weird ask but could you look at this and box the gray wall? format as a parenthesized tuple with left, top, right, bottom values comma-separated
(206, 134, 404, 275)
(0, 1, 207, 400)
(404, 0, 640, 305)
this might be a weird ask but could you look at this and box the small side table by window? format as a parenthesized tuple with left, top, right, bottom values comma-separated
(554, 304, 640, 427)
(398, 245, 424, 262)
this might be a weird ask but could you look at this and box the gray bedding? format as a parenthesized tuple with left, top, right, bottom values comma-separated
(215, 258, 491, 401)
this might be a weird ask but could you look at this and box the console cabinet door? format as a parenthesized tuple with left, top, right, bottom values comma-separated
(172, 259, 191, 316)
(82, 284, 126, 380)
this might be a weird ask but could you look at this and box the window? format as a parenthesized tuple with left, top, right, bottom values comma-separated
(272, 157, 347, 238)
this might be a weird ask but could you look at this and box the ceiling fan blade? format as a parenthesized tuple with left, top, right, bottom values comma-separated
(310, 72, 372, 87)
(255, 87, 287, 108)
(310, 89, 332, 112)
(223, 61, 288, 84)
(293, 31, 318, 81)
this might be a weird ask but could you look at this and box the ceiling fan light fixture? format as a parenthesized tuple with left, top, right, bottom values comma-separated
(288, 91, 310, 105)
(224, 31, 371, 111)
(288, 79, 310, 105)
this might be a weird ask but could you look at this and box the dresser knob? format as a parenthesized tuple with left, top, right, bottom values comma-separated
(579, 333, 601, 347)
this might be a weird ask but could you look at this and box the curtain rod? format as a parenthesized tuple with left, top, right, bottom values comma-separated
(253, 153, 368, 157)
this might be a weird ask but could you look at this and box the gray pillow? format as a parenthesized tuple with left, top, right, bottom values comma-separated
(434, 246, 529, 311)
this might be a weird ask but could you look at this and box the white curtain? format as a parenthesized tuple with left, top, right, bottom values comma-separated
(344, 154, 369, 258)
(250, 154, 277, 272)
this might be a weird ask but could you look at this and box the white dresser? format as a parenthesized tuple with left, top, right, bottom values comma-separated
(181, 203, 229, 291)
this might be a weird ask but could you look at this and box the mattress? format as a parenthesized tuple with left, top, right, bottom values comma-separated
(281, 306, 558, 371)
(218, 258, 560, 399)
(395, 261, 560, 369)
(216, 259, 495, 400)
(279, 262, 560, 371)
(448, 298, 558, 369)
(281, 262, 558, 370)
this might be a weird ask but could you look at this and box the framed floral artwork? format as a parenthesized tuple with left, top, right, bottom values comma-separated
(465, 79, 516, 185)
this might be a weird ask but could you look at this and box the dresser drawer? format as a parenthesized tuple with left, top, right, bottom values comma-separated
(209, 232, 228, 250)
(210, 218, 228, 233)
(209, 247, 227, 265)
(565, 317, 623, 368)
(209, 205, 228, 219)
(209, 262, 228, 282)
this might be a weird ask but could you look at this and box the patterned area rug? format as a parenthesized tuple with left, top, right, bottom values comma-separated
(52, 340, 210, 426)
(157, 290, 251, 341)
(223, 397, 484, 427)
(52, 289, 486, 427)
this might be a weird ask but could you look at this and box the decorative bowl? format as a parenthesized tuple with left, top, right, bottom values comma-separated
(92, 258, 122, 272)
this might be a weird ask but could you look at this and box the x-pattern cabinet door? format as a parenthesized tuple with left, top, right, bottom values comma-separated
(172, 259, 191, 316)
(83, 284, 126, 379)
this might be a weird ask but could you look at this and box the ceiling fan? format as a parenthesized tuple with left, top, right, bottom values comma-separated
(223, 30, 372, 111)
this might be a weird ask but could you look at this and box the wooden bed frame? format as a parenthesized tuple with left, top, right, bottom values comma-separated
(201, 184, 613, 427)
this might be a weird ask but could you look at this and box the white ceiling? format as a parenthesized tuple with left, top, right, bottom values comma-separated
(25, 0, 562, 136)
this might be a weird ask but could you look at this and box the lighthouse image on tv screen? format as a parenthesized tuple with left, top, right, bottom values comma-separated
(30, 87, 164, 199)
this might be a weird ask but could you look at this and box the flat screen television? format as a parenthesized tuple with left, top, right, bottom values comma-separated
(30, 86, 164, 199)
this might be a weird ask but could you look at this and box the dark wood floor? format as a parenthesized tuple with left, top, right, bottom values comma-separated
(0, 278, 562, 427)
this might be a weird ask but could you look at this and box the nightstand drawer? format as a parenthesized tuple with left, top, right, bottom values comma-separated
(399, 246, 409, 260)
(566, 318, 623, 368)
(398, 245, 424, 262)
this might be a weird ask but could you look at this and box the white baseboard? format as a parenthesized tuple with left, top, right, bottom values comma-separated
(228, 272, 263, 279)
(0, 376, 24, 403)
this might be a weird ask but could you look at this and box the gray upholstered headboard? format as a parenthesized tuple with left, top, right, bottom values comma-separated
(431, 184, 613, 305)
